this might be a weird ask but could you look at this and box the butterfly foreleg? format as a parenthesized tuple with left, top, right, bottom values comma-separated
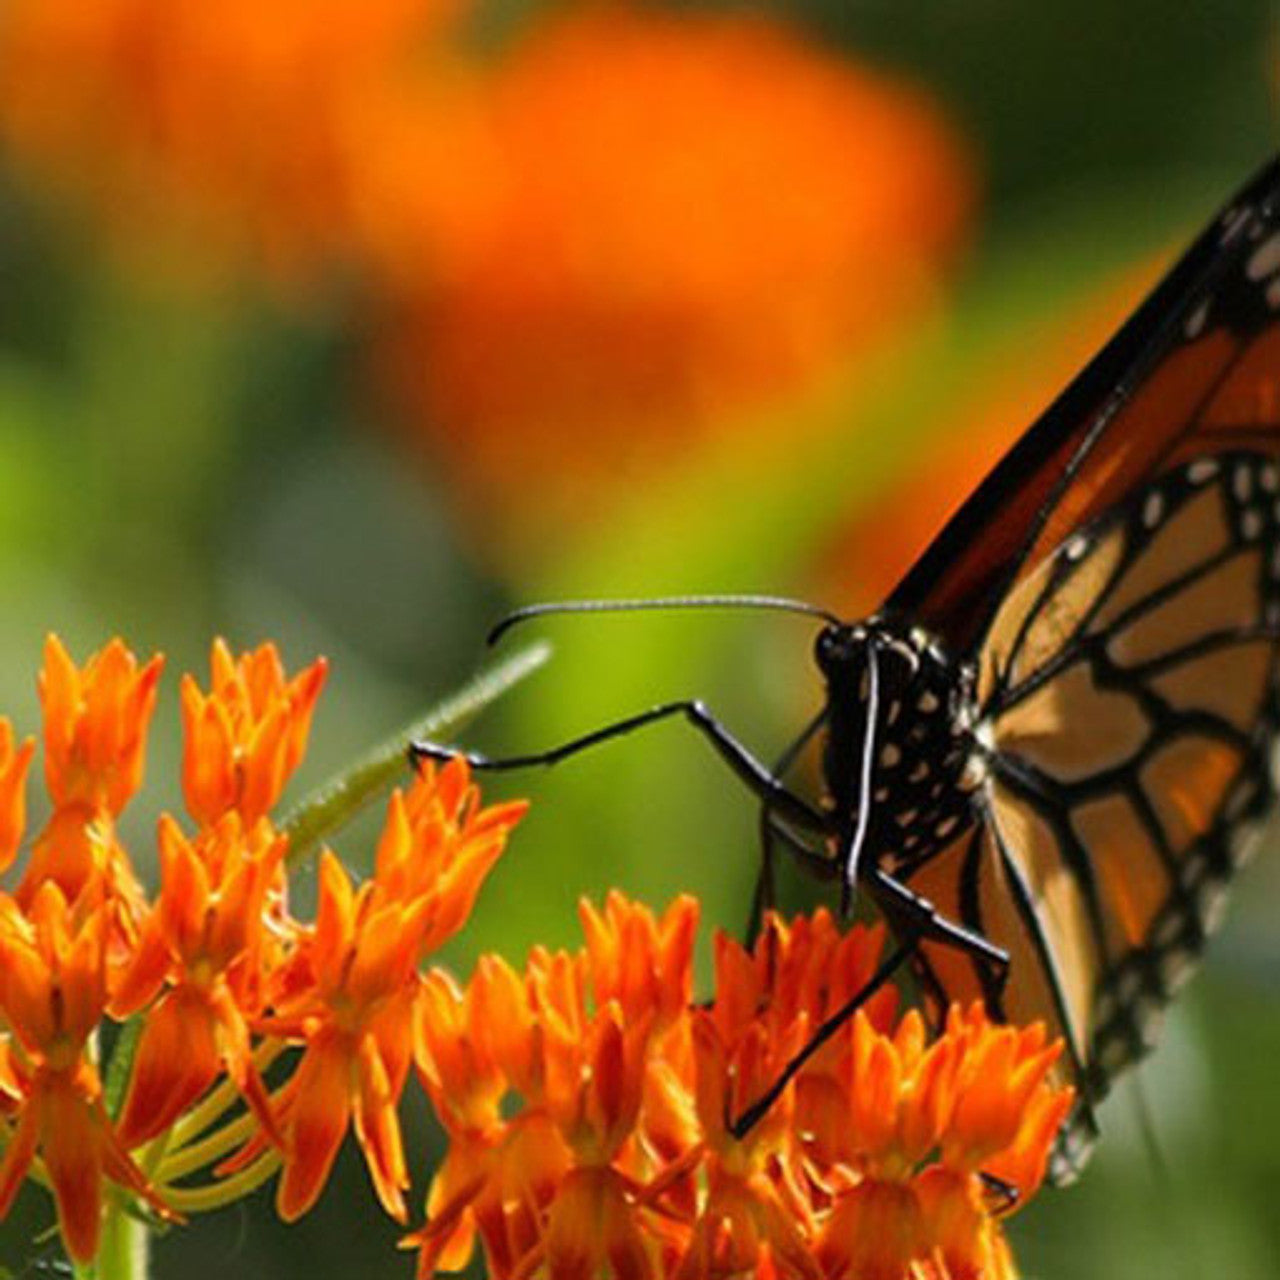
(410, 698, 830, 836)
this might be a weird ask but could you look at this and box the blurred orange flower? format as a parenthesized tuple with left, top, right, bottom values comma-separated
(0, 0, 457, 281)
(374, 7, 976, 540)
(0, 0, 976, 558)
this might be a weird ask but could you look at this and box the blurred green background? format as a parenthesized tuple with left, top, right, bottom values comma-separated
(0, 0, 1277, 1276)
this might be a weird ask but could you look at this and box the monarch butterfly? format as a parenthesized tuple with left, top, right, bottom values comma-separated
(413, 155, 1280, 1179)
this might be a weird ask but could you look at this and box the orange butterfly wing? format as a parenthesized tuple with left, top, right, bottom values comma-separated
(882, 158, 1280, 1178)
(887, 159, 1280, 653)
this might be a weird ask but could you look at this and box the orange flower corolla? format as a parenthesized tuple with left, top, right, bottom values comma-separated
(21, 636, 161, 912)
(410, 896, 1070, 1280)
(262, 760, 525, 1224)
(0, 884, 168, 1262)
(377, 8, 975, 540)
(180, 639, 327, 826)
(109, 814, 287, 1148)
(0, 0, 458, 280)
(410, 895, 702, 1280)
(814, 1005, 1072, 1280)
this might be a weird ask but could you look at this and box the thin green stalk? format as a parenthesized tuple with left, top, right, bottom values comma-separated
(157, 1107, 260, 1183)
(281, 641, 550, 868)
(76, 1203, 147, 1280)
(163, 1152, 282, 1214)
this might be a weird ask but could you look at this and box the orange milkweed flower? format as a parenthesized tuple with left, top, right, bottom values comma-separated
(409, 896, 702, 1280)
(410, 896, 1071, 1280)
(109, 813, 287, 1148)
(370, 6, 975, 547)
(180, 639, 327, 826)
(670, 914, 899, 1280)
(21, 636, 161, 916)
(412, 961, 528, 1274)
(813, 1006, 1073, 1280)
(261, 759, 524, 1224)
(0, 883, 170, 1262)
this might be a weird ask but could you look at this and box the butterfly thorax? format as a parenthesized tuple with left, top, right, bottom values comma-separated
(816, 619, 978, 878)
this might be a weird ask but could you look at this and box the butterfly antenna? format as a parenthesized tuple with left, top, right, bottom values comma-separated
(487, 594, 842, 646)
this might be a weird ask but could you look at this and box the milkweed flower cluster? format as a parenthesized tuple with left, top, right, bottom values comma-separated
(0, 634, 524, 1262)
(0, 635, 1070, 1277)
(410, 899, 1073, 1280)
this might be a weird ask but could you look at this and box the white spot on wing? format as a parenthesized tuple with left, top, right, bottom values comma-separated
(1187, 457, 1219, 484)
(1246, 232, 1280, 281)
(1184, 299, 1210, 339)
(1142, 491, 1164, 528)
(1222, 206, 1252, 243)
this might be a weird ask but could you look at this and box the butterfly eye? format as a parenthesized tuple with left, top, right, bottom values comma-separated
(813, 626, 843, 673)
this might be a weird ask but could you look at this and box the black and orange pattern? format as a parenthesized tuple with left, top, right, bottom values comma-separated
(905, 451, 1280, 1174)
(802, 157, 1280, 1181)
(875, 158, 1280, 1177)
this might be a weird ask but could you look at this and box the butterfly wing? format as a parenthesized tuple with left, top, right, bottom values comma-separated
(886, 157, 1280, 1179)
(907, 452, 1280, 1176)
(886, 157, 1280, 654)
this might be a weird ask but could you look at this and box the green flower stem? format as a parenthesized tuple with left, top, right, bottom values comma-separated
(281, 640, 550, 868)
(80, 1202, 147, 1280)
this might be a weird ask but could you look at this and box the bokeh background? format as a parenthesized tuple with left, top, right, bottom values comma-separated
(0, 1, 1276, 1276)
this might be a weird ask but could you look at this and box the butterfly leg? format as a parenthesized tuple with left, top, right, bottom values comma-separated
(866, 865, 1009, 1002)
(728, 819, 1009, 1139)
(747, 707, 831, 946)
(410, 699, 831, 837)
(729, 935, 914, 1138)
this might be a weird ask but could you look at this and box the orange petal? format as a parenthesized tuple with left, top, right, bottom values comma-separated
(40, 1072, 106, 1263)
(117, 987, 220, 1148)
(277, 1029, 353, 1221)
(544, 1168, 654, 1280)
(354, 1031, 409, 1222)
